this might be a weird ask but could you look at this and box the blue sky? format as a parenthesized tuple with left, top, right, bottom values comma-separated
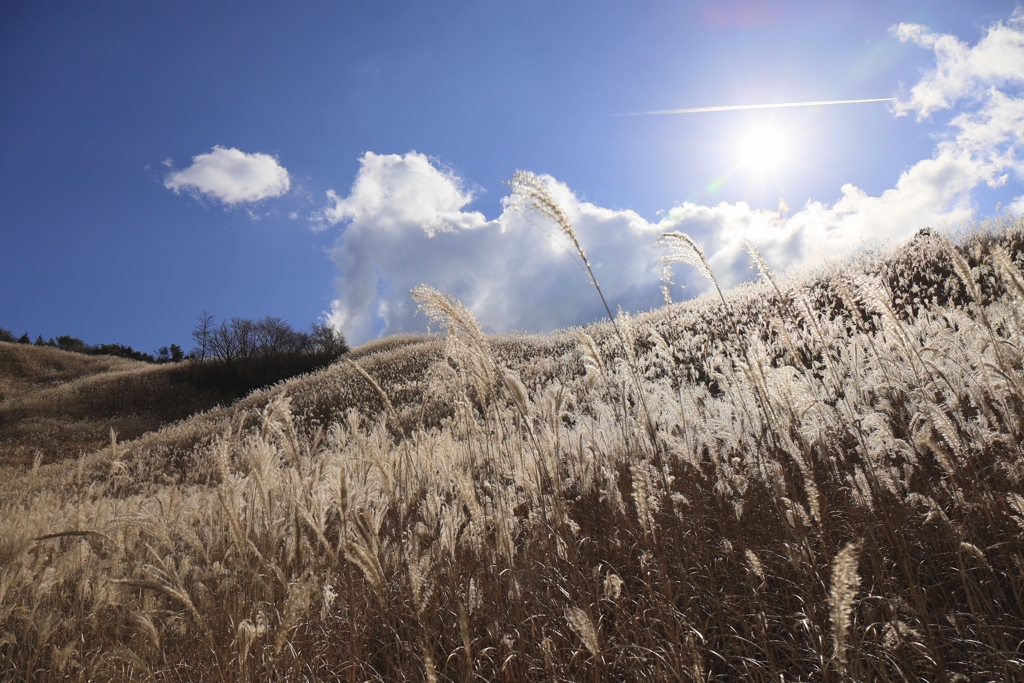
(2, 1, 1022, 351)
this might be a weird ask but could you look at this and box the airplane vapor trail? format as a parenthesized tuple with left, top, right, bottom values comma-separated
(618, 97, 895, 116)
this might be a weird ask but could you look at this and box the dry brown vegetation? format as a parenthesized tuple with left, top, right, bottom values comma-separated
(0, 320, 346, 472)
(0, 345, 225, 470)
(2, 201, 1024, 680)
(0, 343, 145, 398)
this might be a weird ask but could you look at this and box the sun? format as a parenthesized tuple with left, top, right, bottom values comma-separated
(738, 126, 787, 174)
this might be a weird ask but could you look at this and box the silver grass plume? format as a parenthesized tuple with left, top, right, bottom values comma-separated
(660, 231, 724, 305)
(853, 275, 902, 331)
(829, 540, 862, 672)
(992, 246, 1024, 302)
(578, 331, 608, 384)
(744, 549, 765, 583)
(660, 264, 674, 304)
(412, 284, 498, 402)
(565, 605, 601, 658)
(412, 284, 489, 351)
(509, 170, 658, 447)
(508, 170, 587, 275)
(959, 541, 991, 569)
(745, 239, 786, 299)
(274, 574, 314, 655)
(943, 238, 982, 304)
(508, 170, 621, 333)
(923, 402, 965, 459)
(346, 359, 400, 425)
(603, 572, 624, 600)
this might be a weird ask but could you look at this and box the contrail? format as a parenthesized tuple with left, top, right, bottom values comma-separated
(617, 97, 895, 116)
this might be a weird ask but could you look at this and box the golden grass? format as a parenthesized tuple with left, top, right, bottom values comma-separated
(2, 216, 1024, 681)
(0, 342, 144, 399)
(0, 347, 227, 469)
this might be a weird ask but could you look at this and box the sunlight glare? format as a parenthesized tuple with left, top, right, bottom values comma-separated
(738, 126, 787, 174)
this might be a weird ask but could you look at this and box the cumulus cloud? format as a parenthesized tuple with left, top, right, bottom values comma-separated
(319, 12, 1024, 345)
(317, 152, 663, 344)
(892, 10, 1024, 118)
(885, 11, 1024, 209)
(165, 146, 291, 205)
(312, 152, 487, 235)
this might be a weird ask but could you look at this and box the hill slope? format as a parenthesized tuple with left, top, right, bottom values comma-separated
(2, 219, 1024, 681)
(0, 342, 144, 398)
(0, 343, 226, 468)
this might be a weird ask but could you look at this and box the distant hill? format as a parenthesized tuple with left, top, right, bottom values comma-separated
(0, 320, 349, 470)
(0, 343, 225, 468)
(0, 341, 145, 397)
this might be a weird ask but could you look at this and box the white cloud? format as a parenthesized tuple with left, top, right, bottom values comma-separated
(165, 146, 291, 205)
(893, 10, 1024, 118)
(319, 12, 1024, 346)
(318, 152, 663, 344)
(312, 152, 487, 235)
(882, 12, 1024, 220)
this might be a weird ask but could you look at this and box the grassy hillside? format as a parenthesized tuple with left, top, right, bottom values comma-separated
(0, 342, 144, 398)
(2, 212, 1024, 681)
(0, 330, 346, 471)
(0, 344, 227, 469)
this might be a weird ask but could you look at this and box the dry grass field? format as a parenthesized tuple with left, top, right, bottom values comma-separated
(0, 345, 225, 470)
(2, 195, 1024, 679)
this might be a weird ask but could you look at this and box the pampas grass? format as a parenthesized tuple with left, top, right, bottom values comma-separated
(1, 195, 1024, 680)
(829, 540, 862, 675)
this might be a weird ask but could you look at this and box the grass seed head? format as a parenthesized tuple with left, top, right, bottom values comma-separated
(508, 170, 585, 261)
(565, 605, 600, 657)
(829, 540, 862, 669)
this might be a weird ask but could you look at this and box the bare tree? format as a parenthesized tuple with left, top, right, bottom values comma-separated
(190, 311, 348, 394)
(191, 310, 215, 366)
(311, 322, 349, 357)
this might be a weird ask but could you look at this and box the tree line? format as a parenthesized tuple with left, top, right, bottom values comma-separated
(0, 327, 182, 363)
(2, 313, 350, 396)
(189, 312, 349, 394)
